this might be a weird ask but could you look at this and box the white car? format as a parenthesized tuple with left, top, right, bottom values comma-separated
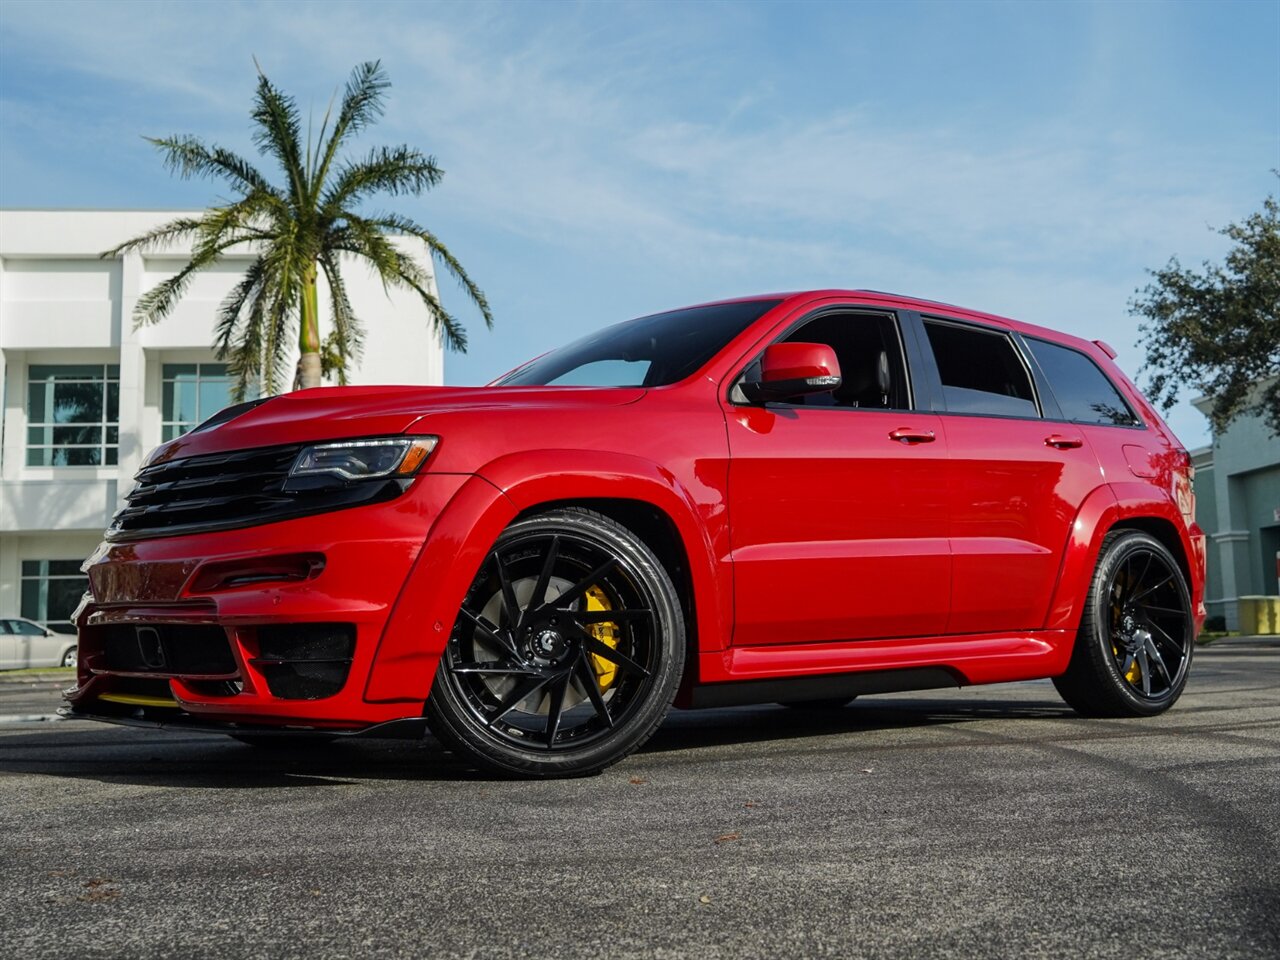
(0, 618, 77, 669)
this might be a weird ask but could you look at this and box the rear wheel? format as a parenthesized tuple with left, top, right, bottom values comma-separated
(61, 646, 78, 669)
(1054, 530, 1194, 717)
(426, 508, 685, 778)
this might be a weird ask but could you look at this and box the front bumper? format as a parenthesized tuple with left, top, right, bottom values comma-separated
(66, 474, 474, 730)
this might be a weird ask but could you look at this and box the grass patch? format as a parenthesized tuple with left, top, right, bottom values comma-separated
(1196, 631, 1237, 647)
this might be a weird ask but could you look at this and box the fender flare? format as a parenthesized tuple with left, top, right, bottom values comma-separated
(365, 451, 732, 702)
(481, 449, 732, 659)
(1045, 482, 1204, 632)
(364, 474, 520, 702)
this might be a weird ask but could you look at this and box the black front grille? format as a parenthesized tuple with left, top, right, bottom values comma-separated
(108, 443, 406, 540)
(111, 444, 302, 538)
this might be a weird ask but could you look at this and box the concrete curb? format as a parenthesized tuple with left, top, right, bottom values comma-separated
(0, 671, 74, 685)
(1200, 634, 1280, 648)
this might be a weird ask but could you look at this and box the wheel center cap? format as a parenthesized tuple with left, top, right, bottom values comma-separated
(1121, 614, 1136, 635)
(533, 629, 567, 659)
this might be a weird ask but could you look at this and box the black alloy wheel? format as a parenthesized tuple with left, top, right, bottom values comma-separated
(426, 507, 684, 778)
(1054, 530, 1194, 717)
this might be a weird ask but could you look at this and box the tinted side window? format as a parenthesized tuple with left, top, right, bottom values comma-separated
(1026, 338, 1140, 426)
(923, 321, 1038, 418)
(775, 313, 910, 409)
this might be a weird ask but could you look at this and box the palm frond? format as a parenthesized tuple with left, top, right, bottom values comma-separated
(217, 269, 271, 401)
(213, 257, 266, 347)
(260, 244, 298, 396)
(329, 215, 469, 350)
(133, 229, 260, 326)
(250, 62, 306, 205)
(312, 61, 390, 191)
(146, 136, 276, 197)
(327, 218, 403, 285)
(321, 146, 443, 212)
(361, 212, 493, 327)
(384, 253, 468, 351)
(213, 258, 268, 400)
(101, 217, 204, 259)
(319, 251, 365, 371)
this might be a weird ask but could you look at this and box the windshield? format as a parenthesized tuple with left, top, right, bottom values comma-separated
(497, 300, 782, 387)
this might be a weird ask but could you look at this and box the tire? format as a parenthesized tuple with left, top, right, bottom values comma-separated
(426, 507, 685, 778)
(1053, 530, 1194, 718)
(61, 647, 78, 669)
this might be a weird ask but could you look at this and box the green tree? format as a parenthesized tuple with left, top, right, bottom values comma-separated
(104, 60, 491, 398)
(1131, 184, 1280, 436)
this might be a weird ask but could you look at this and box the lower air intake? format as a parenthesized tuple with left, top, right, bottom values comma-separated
(252, 623, 355, 700)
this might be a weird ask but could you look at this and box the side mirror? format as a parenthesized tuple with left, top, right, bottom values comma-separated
(743, 342, 842, 403)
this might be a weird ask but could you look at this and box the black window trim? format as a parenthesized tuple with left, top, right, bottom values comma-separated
(1020, 334, 1147, 431)
(728, 306, 917, 413)
(917, 314, 1046, 422)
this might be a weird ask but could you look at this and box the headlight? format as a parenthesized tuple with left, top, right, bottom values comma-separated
(287, 437, 438, 487)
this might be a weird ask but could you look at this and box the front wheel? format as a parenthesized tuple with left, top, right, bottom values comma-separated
(1053, 530, 1194, 717)
(426, 508, 685, 778)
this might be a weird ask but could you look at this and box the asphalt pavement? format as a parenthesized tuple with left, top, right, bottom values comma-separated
(1, 638, 1277, 960)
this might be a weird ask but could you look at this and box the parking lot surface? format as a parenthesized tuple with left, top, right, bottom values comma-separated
(1, 639, 1277, 960)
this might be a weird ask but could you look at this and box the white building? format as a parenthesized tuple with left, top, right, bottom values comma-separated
(0, 209, 444, 632)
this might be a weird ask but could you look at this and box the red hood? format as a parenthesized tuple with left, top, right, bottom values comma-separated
(145, 384, 647, 464)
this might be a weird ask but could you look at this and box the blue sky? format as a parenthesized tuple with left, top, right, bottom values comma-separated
(1, 0, 1277, 446)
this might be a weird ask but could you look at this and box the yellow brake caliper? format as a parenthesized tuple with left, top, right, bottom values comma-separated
(584, 585, 620, 691)
(1111, 641, 1143, 684)
(1111, 579, 1142, 685)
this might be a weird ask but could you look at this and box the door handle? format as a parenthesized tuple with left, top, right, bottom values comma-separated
(889, 428, 936, 444)
(1044, 434, 1084, 449)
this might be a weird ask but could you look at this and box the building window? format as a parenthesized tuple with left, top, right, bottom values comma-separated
(162, 363, 234, 440)
(26, 364, 120, 466)
(20, 560, 87, 634)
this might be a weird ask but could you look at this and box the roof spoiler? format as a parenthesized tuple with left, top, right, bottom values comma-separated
(1092, 340, 1118, 359)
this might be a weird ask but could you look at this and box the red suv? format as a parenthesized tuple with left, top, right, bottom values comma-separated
(66, 291, 1206, 777)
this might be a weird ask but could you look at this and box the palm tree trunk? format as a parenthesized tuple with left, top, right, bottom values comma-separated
(298, 260, 322, 389)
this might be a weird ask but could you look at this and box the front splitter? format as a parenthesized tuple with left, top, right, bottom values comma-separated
(58, 707, 429, 740)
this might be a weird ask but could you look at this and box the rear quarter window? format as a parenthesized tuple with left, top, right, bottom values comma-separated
(1025, 338, 1141, 427)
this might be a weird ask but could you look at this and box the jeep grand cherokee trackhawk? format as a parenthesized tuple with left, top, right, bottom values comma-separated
(65, 291, 1206, 777)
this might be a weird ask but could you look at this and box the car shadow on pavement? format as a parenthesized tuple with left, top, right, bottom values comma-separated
(0, 727, 479, 786)
(0, 695, 1074, 786)
(643, 696, 1076, 754)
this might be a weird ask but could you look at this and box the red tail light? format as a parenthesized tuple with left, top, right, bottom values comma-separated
(1173, 448, 1195, 525)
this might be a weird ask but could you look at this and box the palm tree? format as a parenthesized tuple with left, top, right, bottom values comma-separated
(104, 60, 491, 398)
